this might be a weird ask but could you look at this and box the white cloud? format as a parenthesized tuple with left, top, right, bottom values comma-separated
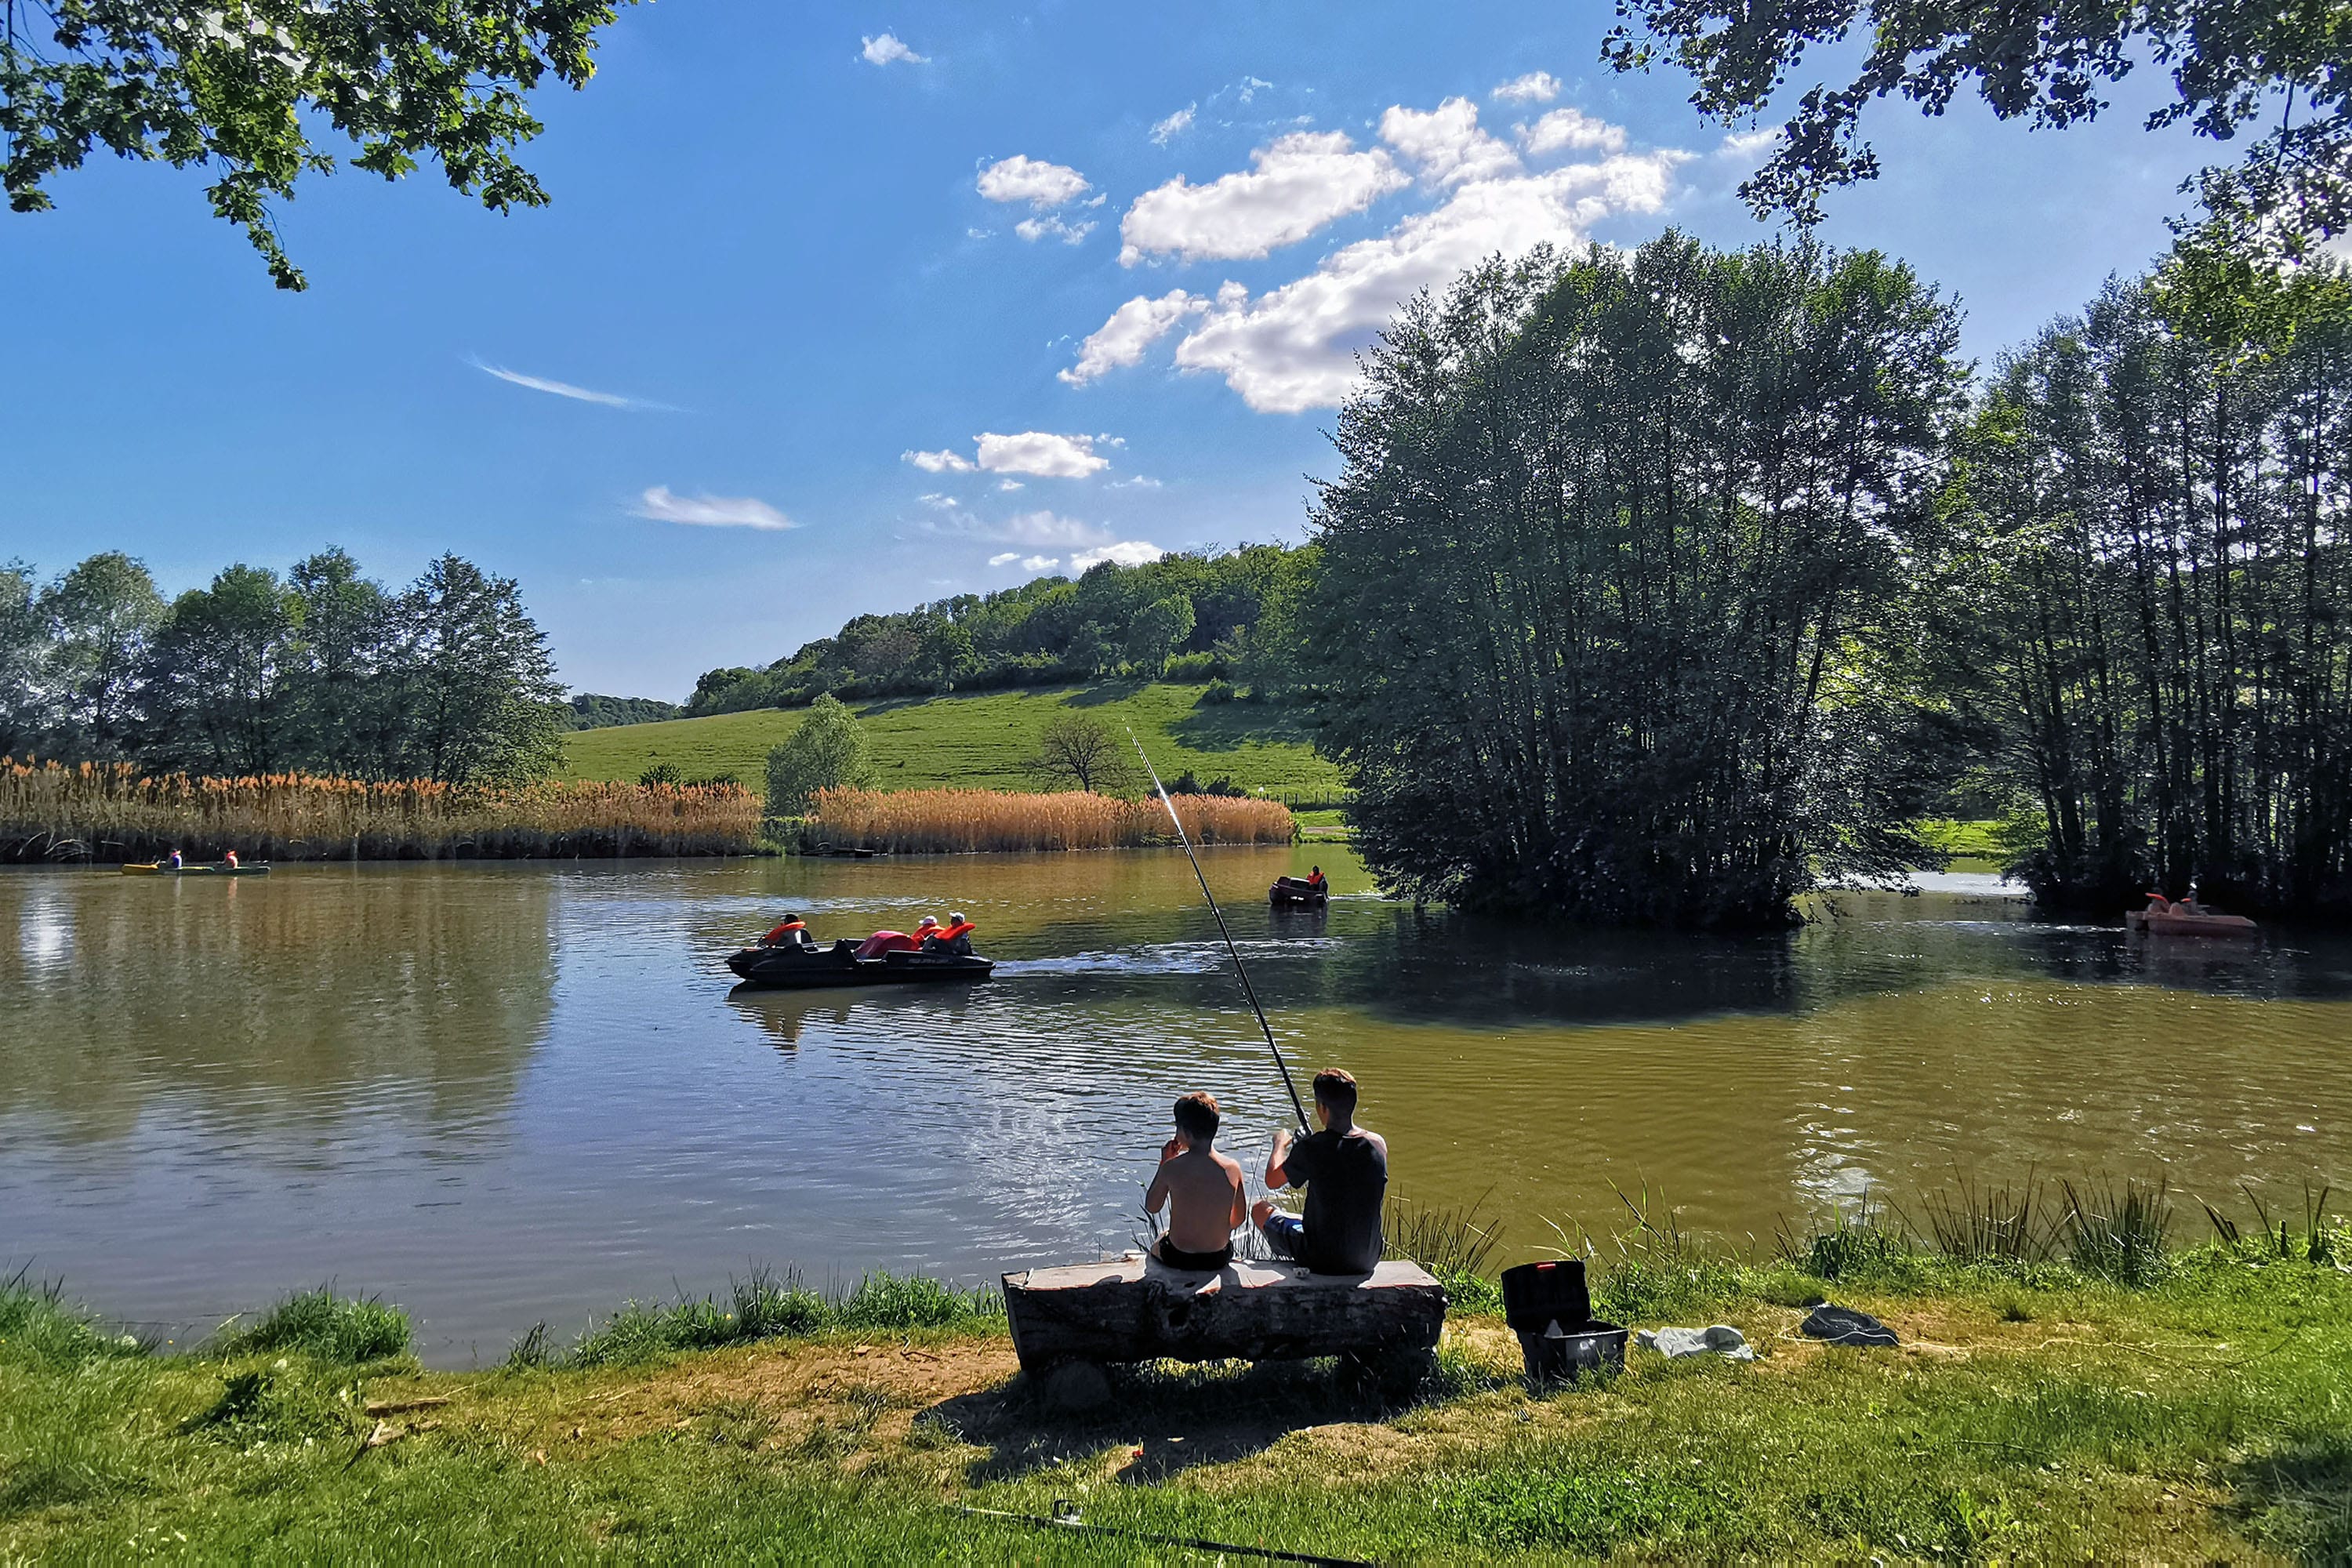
(1014, 214, 1096, 245)
(1492, 71, 1561, 104)
(1520, 107, 1628, 156)
(1150, 104, 1196, 145)
(919, 492, 960, 508)
(1119, 130, 1408, 265)
(1073, 541, 1163, 569)
(1175, 151, 1685, 413)
(1108, 475, 1163, 489)
(1237, 76, 1272, 103)
(903, 448, 975, 473)
(1716, 125, 1780, 162)
(1060, 289, 1207, 385)
(633, 487, 793, 530)
(1379, 98, 1520, 186)
(975, 431, 1110, 477)
(977, 154, 1091, 208)
(860, 32, 926, 65)
(996, 510, 1110, 546)
(1022, 555, 1059, 571)
(996, 478, 1025, 491)
(906, 432, 1114, 477)
(988, 551, 1021, 566)
(473, 361, 663, 409)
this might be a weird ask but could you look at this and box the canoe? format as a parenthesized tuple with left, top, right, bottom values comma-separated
(1269, 877, 1327, 908)
(725, 943, 993, 989)
(2125, 906, 2256, 938)
(122, 863, 272, 877)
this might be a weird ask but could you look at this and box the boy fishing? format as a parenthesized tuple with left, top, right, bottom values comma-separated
(1144, 1091, 1247, 1272)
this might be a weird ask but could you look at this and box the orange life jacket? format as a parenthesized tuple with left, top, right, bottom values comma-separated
(764, 920, 807, 944)
(936, 921, 976, 943)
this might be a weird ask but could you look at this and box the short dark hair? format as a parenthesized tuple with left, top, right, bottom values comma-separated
(1173, 1091, 1220, 1142)
(1312, 1068, 1358, 1114)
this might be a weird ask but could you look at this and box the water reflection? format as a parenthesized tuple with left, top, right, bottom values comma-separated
(2, 851, 2345, 1367)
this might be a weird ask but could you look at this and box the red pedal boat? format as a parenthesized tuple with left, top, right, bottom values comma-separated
(2125, 894, 2257, 938)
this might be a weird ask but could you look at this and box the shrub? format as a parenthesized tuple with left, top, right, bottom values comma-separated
(1198, 678, 1237, 705)
(638, 761, 683, 787)
(2062, 1178, 2173, 1285)
(214, 1289, 410, 1363)
(764, 695, 874, 815)
(1163, 652, 1226, 682)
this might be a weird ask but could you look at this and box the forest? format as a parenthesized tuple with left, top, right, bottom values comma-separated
(0, 549, 566, 786)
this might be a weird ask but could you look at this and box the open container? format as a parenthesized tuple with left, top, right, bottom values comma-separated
(1500, 1260, 1625, 1382)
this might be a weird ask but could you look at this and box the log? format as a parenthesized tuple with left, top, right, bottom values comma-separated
(1000, 1256, 1446, 1373)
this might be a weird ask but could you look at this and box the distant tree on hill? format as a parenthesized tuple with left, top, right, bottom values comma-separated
(1126, 593, 1196, 676)
(568, 694, 683, 730)
(2, 0, 633, 290)
(1031, 712, 1132, 795)
(764, 695, 873, 815)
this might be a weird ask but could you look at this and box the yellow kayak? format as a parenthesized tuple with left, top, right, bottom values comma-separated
(121, 863, 272, 877)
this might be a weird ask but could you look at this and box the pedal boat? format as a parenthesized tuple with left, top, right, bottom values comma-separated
(2125, 898, 2257, 938)
(1269, 876, 1328, 908)
(725, 942, 995, 989)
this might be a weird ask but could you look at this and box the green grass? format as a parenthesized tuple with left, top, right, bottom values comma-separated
(1915, 817, 2006, 860)
(8, 1203, 2350, 1563)
(561, 682, 1347, 802)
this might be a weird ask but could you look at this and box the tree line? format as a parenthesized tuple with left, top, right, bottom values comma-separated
(0, 550, 566, 786)
(685, 543, 1319, 716)
(1304, 231, 2351, 926)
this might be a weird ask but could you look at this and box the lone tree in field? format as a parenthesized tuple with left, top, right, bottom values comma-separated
(1031, 712, 1131, 794)
(2, 0, 631, 289)
(764, 695, 872, 816)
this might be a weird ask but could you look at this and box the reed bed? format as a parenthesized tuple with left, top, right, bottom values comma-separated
(804, 786, 1294, 853)
(1, 757, 760, 861)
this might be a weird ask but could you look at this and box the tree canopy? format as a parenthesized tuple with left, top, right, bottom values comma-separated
(764, 695, 873, 816)
(1606, 0, 2350, 274)
(2, 0, 629, 289)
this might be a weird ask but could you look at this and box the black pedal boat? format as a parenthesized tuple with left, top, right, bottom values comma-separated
(726, 944, 996, 989)
(1269, 876, 1328, 908)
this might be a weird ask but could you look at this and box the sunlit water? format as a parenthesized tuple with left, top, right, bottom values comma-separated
(4, 851, 2347, 1363)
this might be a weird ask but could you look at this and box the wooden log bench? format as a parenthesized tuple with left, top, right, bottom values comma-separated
(1001, 1254, 1448, 1410)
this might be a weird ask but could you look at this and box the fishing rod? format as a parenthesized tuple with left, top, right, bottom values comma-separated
(1127, 728, 1313, 1134)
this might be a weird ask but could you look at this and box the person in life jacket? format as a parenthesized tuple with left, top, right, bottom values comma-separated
(923, 912, 977, 955)
(223, 850, 239, 869)
(167, 848, 184, 870)
(1306, 866, 1326, 891)
(762, 913, 815, 948)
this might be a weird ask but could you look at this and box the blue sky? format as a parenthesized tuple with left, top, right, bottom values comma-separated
(2, 2, 2216, 699)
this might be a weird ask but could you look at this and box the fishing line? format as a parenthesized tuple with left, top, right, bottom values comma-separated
(1127, 729, 1312, 1134)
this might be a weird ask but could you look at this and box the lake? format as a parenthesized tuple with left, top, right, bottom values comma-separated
(5, 851, 2347, 1364)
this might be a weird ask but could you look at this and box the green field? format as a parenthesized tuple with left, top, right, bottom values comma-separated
(561, 683, 1348, 802)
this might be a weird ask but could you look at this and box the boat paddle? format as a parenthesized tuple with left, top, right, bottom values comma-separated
(1127, 729, 1313, 1136)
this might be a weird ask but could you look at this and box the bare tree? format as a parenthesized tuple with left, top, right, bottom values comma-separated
(1031, 712, 1131, 794)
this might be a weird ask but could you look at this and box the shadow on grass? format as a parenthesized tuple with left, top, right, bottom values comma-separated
(1167, 700, 1319, 754)
(2227, 1436, 2352, 1563)
(924, 1348, 1498, 1486)
(1061, 681, 1145, 710)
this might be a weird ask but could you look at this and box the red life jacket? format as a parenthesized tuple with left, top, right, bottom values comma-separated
(936, 920, 976, 943)
(764, 920, 807, 944)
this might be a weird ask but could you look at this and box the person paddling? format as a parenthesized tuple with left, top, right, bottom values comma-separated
(1252, 1068, 1387, 1274)
(1145, 1092, 1247, 1272)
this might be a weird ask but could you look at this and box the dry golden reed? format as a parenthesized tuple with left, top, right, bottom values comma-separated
(807, 787, 1294, 853)
(1, 758, 761, 862)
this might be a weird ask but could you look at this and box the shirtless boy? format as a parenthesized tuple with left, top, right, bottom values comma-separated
(1144, 1091, 1247, 1272)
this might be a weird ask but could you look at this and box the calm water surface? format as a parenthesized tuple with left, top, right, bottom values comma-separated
(5, 851, 2347, 1363)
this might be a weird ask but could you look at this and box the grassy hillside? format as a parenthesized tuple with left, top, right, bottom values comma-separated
(561, 682, 1347, 801)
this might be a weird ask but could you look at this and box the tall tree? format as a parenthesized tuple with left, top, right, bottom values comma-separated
(394, 554, 564, 785)
(141, 563, 303, 774)
(1606, 0, 2350, 274)
(1309, 236, 1965, 928)
(287, 547, 399, 775)
(0, 561, 49, 756)
(39, 551, 164, 759)
(2, 0, 632, 289)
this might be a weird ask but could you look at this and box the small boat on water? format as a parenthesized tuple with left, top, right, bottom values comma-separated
(122, 862, 271, 877)
(725, 943, 994, 989)
(2125, 894, 2257, 938)
(1269, 875, 1327, 908)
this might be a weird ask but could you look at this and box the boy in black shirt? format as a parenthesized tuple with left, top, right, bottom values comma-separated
(1251, 1068, 1388, 1273)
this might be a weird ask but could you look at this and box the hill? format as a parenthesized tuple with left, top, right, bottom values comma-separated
(564, 693, 683, 731)
(561, 682, 1345, 801)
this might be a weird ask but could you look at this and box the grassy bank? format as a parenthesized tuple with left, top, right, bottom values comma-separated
(1, 760, 760, 862)
(8, 1191, 2347, 1562)
(562, 682, 1347, 802)
(802, 787, 1294, 853)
